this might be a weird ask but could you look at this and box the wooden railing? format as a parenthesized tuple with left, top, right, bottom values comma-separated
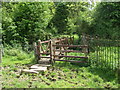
(33, 36, 89, 64)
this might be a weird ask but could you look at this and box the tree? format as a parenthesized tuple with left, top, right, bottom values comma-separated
(48, 2, 69, 35)
(2, 2, 54, 46)
(91, 2, 120, 39)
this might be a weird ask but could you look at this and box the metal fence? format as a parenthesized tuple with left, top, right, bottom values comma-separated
(89, 38, 120, 70)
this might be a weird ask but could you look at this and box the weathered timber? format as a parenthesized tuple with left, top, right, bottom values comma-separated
(0, 49, 2, 63)
(41, 40, 50, 44)
(38, 40, 41, 60)
(33, 42, 38, 62)
(38, 58, 50, 64)
(40, 52, 50, 54)
(55, 49, 88, 53)
(40, 56, 51, 58)
(53, 55, 88, 59)
(30, 64, 51, 69)
(30, 67, 47, 72)
(55, 38, 66, 43)
(54, 59, 87, 63)
(53, 44, 88, 48)
(50, 40, 54, 64)
(22, 69, 39, 74)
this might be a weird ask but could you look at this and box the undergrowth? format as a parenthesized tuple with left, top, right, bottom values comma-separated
(1, 46, 119, 88)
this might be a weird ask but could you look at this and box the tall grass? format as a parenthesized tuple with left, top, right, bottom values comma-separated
(2, 46, 35, 66)
(89, 46, 119, 70)
(2, 45, 119, 88)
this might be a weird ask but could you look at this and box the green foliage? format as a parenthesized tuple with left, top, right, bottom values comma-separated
(89, 43, 119, 70)
(2, 59, 118, 88)
(2, 46, 35, 66)
(48, 2, 69, 34)
(2, 2, 54, 45)
(91, 2, 120, 39)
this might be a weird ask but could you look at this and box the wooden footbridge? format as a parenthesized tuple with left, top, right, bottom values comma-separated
(22, 36, 89, 73)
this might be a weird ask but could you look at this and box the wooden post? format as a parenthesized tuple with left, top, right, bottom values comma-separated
(59, 38, 62, 55)
(50, 40, 54, 64)
(70, 36, 72, 44)
(65, 37, 67, 45)
(52, 39, 56, 62)
(0, 48, 2, 63)
(33, 42, 38, 63)
(38, 40, 42, 61)
(72, 36, 74, 44)
(67, 36, 69, 45)
(64, 38, 67, 56)
(81, 33, 88, 57)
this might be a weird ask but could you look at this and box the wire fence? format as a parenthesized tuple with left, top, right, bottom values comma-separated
(89, 38, 120, 70)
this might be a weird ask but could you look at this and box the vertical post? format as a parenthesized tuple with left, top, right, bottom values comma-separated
(0, 48, 2, 63)
(64, 37, 68, 52)
(0, 47, 1, 90)
(81, 33, 87, 57)
(33, 42, 38, 63)
(64, 38, 67, 56)
(38, 40, 41, 61)
(53, 39, 56, 62)
(69, 36, 71, 45)
(67, 36, 69, 45)
(50, 40, 54, 64)
(72, 36, 74, 44)
(59, 38, 62, 55)
(65, 37, 67, 45)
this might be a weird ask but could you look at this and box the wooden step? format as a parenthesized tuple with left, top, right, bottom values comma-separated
(38, 60, 50, 64)
(30, 64, 51, 69)
(30, 67, 47, 72)
(22, 69, 39, 74)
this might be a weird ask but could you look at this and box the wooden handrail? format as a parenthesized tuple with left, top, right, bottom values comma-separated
(54, 49, 88, 53)
(41, 40, 50, 44)
(53, 44, 88, 48)
(40, 56, 51, 58)
(40, 52, 50, 54)
(40, 37, 66, 44)
(55, 38, 66, 43)
(53, 59, 88, 63)
(53, 55, 88, 59)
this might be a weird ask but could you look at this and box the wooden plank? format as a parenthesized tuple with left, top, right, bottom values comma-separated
(38, 40, 41, 61)
(41, 40, 50, 44)
(50, 40, 54, 64)
(45, 42, 50, 51)
(40, 52, 50, 54)
(41, 45, 45, 54)
(40, 56, 51, 58)
(22, 69, 39, 74)
(30, 64, 51, 69)
(55, 38, 66, 43)
(55, 49, 88, 53)
(53, 44, 88, 48)
(33, 42, 37, 60)
(53, 55, 88, 59)
(54, 59, 87, 63)
(30, 67, 47, 72)
(0, 49, 2, 63)
(38, 59, 50, 64)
